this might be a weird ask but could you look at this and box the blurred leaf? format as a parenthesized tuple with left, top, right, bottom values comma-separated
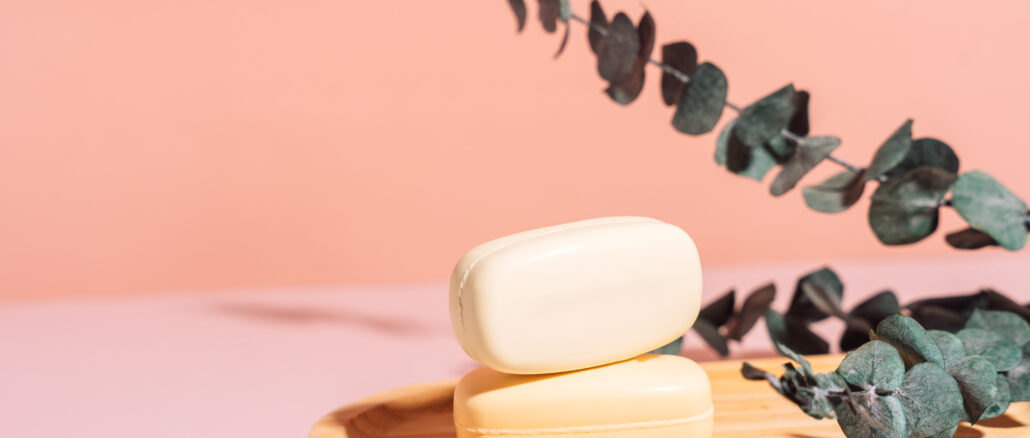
(660, 42, 698, 106)
(803, 169, 867, 213)
(787, 267, 843, 323)
(735, 84, 796, 147)
(835, 392, 906, 438)
(840, 325, 873, 352)
(946, 228, 998, 250)
(587, 0, 606, 54)
(895, 362, 964, 438)
(557, 0, 570, 22)
(604, 11, 654, 104)
(537, 0, 558, 32)
(671, 62, 727, 135)
(874, 314, 945, 368)
(775, 342, 816, 378)
(765, 135, 793, 161)
(885, 138, 960, 179)
(909, 305, 966, 332)
(928, 330, 966, 367)
(1005, 342, 1030, 402)
(727, 283, 776, 341)
(554, 24, 570, 58)
(693, 318, 729, 356)
(837, 340, 905, 391)
(717, 123, 778, 180)
(981, 374, 1011, 420)
(741, 362, 774, 381)
(868, 166, 956, 245)
(650, 333, 684, 355)
(956, 328, 1021, 371)
(946, 355, 998, 423)
(951, 170, 1029, 251)
(865, 119, 913, 182)
(507, 0, 527, 32)
(699, 289, 735, 327)
(596, 13, 638, 82)
(851, 291, 901, 325)
(966, 309, 1030, 346)
(770, 135, 842, 196)
(789, 90, 811, 136)
(766, 309, 829, 355)
(980, 289, 1030, 323)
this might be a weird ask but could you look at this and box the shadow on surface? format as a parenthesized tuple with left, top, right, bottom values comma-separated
(211, 302, 439, 335)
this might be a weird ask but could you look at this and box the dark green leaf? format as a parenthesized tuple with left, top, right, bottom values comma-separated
(836, 392, 906, 438)
(727, 283, 776, 340)
(908, 305, 967, 333)
(725, 126, 778, 180)
(981, 290, 1030, 323)
(928, 330, 966, 367)
(895, 362, 964, 438)
(851, 291, 901, 324)
(650, 333, 684, 355)
(789, 90, 811, 137)
(981, 374, 1011, 420)
(885, 138, 960, 179)
(603, 11, 654, 105)
(587, 0, 606, 54)
(1005, 342, 1030, 402)
(507, 0, 527, 32)
(787, 267, 843, 323)
(945, 227, 998, 250)
(836, 340, 905, 391)
(765, 135, 793, 161)
(803, 169, 867, 213)
(868, 166, 956, 245)
(946, 355, 998, 423)
(865, 119, 913, 182)
(671, 62, 727, 135)
(874, 314, 945, 368)
(770, 136, 842, 196)
(660, 42, 698, 106)
(735, 84, 796, 147)
(840, 325, 873, 352)
(957, 328, 1022, 371)
(699, 290, 735, 327)
(693, 318, 729, 356)
(766, 309, 829, 355)
(596, 13, 638, 82)
(965, 309, 1030, 346)
(951, 170, 1029, 251)
(537, 0, 558, 33)
(774, 342, 815, 378)
(554, 24, 570, 58)
(741, 362, 774, 381)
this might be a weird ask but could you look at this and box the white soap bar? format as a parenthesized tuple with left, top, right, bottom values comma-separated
(449, 217, 702, 374)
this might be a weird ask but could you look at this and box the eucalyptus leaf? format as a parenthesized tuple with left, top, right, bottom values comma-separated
(981, 374, 1011, 420)
(699, 289, 735, 327)
(775, 342, 816, 378)
(660, 42, 698, 106)
(596, 13, 639, 82)
(650, 333, 684, 355)
(951, 170, 1029, 251)
(1005, 342, 1030, 402)
(836, 340, 905, 391)
(725, 127, 778, 180)
(735, 84, 796, 147)
(693, 318, 729, 356)
(507, 0, 527, 32)
(587, 0, 606, 55)
(928, 330, 966, 367)
(835, 393, 906, 438)
(554, 24, 570, 58)
(789, 90, 811, 137)
(557, 0, 570, 22)
(765, 135, 793, 161)
(803, 169, 867, 213)
(885, 138, 960, 179)
(874, 314, 945, 368)
(766, 309, 829, 355)
(727, 283, 776, 341)
(851, 291, 901, 325)
(787, 267, 843, 323)
(537, 0, 558, 33)
(604, 11, 654, 105)
(671, 62, 727, 135)
(865, 119, 913, 182)
(868, 166, 956, 245)
(945, 227, 998, 250)
(965, 309, 1030, 346)
(946, 355, 998, 423)
(741, 362, 775, 381)
(895, 362, 964, 438)
(956, 328, 1021, 371)
(770, 136, 842, 196)
(908, 305, 967, 332)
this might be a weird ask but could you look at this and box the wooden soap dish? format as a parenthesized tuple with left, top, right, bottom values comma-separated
(309, 354, 1030, 438)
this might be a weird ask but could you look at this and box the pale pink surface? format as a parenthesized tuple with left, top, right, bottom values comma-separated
(3, 256, 1029, 438)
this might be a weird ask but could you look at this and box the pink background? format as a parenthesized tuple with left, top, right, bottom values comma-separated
(3, 0, 1030, 301)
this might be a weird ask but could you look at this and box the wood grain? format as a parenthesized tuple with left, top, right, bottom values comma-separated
(309, 354, 1030, 438)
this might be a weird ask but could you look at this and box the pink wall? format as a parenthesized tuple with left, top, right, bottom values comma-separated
(2, 0, 1029, 301)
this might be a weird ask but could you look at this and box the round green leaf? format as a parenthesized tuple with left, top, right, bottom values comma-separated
(868, 166, 956, 245)
(787, 267, 843, 323)
(734, 84, 796, 147)
(957, 328, 1021, 371)
(928, 330, 966, 367)
(803, 169, 867, 213)
(671, 62, 727, 135)
(715, 119, 776, 180)
(946, 355, 998, 424)
(895, 362, 964, 438)
(965, 309, 1030, 346)
(885, 137, 959, 179)
(835, 393, 906, 438)
(557, 0, 570, 22)
(951, 170, 1028, 251)
(770, 136, 842, 196)
(1005, 342, 1030, 402)
(874, 314, 945, 368)
(981, 374, 1011, 421)
(836, 340, 905, 391)
(596, 13, 639, 82)
(865, 119, 913, 181)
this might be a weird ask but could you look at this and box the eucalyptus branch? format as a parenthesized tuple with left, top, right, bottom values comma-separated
(510, 0, 1029, 251)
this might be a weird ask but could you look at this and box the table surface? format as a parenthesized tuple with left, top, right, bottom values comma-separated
(310, 354, 1030, 438)
(3, 254, 1029, 438)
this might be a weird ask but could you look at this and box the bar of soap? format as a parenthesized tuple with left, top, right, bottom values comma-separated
(453, 354, 713, 438)
(449, 217, 702, 374)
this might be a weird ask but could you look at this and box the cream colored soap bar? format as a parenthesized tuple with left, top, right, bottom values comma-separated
(454, 354, 713, 438)
(450, 216, 702, 374)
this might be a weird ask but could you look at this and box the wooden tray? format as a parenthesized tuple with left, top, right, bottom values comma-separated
(309, 354, 1030, 437)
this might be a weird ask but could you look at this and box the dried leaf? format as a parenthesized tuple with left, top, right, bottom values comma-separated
(965, 309, 1030, 347)
(1005, 342, 1030, 402)
(951, 170, 1028, 251)
(895, 362, 964, 438)
(851, 291, 901, 325)
(718, 123, 778, 180)
(789, 90, 811, 136)
(507, 0, 528, 32)
(945, 228, 998, 250)
(787, 267, 843, 323)
(587, 0, 606, 54)
(885, 138, 960, 179)
(946, 355, 998, 423)
(766, 309, 829, 355)
(671, 62, 727, 135)
(660, 42, 698, 106)
(835, 393, 906, 438)
(836, 340, 905, 391)
(928, 330, 966, 367)
(865, 119, 913, 182)
(770, 135, 842, 196)
(537, 0, 558, 33)
(981, 374, 1011, 420)
(554, 24, 570, 58)
(693, 318, 729, 356)
(699, 289, 736, 327)
(596, 13, 638, 82)
(604, 11, 654, 104)
(557, 0, 570, 22)
(868, 166, 956, 245)
(735, 84, 796, 147)
(874, 314, 945, 368)
(803, 169, 867, 213)
(727, 283, 776, 341)
(741, 362, 774, 381)
(956, 328, 1021, 371)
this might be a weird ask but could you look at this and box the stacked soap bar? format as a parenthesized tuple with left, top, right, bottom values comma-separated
(449, 217, 713, 438)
